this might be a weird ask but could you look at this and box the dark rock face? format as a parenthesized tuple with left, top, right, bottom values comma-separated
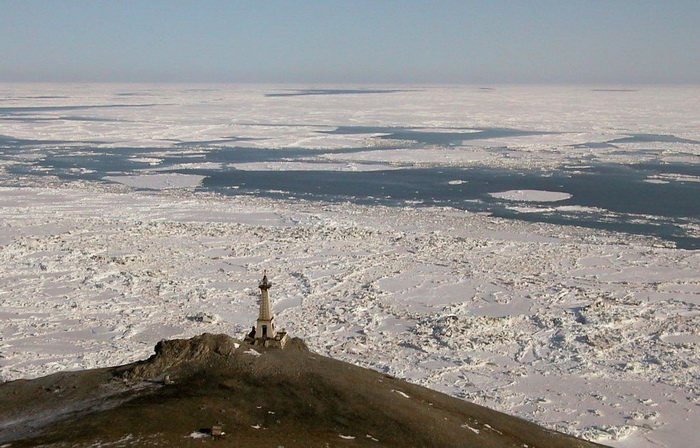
(0, 334, 606, 447)
(120, 333, 243, 381)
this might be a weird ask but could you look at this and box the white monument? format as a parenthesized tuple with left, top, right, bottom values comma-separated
(245, 271, 288, 348)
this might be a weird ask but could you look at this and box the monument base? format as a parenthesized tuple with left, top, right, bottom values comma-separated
(244, 331, 289, 349)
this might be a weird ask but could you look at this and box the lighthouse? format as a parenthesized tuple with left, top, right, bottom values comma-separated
(256, 271, 276, 339)
(245, 271, 288, 348)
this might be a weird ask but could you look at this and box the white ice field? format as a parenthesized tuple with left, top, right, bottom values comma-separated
(0, 84, 699, 447)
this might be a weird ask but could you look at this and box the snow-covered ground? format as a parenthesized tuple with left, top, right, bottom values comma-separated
(0, 84, 699, 447)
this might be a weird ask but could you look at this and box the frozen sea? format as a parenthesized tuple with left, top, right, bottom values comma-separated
(0, 84, 698, 447)
(2, 89, 699, 249)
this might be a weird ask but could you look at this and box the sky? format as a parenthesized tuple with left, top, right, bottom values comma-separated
(1, 0, 698, 84)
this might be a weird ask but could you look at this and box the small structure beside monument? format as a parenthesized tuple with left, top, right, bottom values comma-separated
(210, 424, 224, 437)
(244, 271, 288, 348)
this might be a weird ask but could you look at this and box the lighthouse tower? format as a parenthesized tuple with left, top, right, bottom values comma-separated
(245, 271, 288, 348)
(256, 271, 276, 340)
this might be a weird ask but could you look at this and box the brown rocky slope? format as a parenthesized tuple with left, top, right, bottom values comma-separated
(0, 333, 608, 447)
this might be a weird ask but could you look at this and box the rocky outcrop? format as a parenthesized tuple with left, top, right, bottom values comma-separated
(120, 333, 241, 381)
(1, 334, 606, 448)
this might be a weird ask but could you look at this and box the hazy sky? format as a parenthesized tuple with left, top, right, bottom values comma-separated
(1, 0, 698, 84)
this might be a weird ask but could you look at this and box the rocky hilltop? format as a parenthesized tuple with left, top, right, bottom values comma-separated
(0, 334, 607, 447)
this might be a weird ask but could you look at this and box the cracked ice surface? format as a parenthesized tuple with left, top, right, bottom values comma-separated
(0, 186, 697, 447)
(0, 84, 699, 447)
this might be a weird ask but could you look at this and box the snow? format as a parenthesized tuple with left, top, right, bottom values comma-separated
(187, 432, 209, 439)
(461, 423, 480, 434)
(0, 83, 699, 448)
(392, 390, 411, 399)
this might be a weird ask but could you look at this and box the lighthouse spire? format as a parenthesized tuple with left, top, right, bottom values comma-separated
(258, 270, 273, 321)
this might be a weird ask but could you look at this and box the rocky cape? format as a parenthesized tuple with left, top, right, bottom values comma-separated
(0, 333, 608, 447)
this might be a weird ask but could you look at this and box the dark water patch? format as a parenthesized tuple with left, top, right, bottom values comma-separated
(607, 134, 700, 145)
(5, 144, 346, 178)
(0, 145, 174, 182)
(0, 104, 163, 115)
(0, 117, 58, 123)
(266, 89, 415, 97)
(0, 115, 125, 123)
(546, 165, 699, 217)
(194, 165, 698, 249)
(629, 162, 700, 178)
(18, 154, 147, 180)
(499, 209, 697, 249)
(3, 143, 351, 176)
(198, 165, 699, 220)
(321, 126, 551, 145)
(203, 146, 323, 164)
(199, 168, 464, 204)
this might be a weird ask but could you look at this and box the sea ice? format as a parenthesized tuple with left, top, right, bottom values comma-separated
(0, 83, 698, 448)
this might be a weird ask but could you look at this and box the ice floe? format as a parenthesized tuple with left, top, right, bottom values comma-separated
(489, 190, 572, 202)
(104, 173, 205, 189)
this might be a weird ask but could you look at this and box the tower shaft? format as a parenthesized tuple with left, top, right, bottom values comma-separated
(258, 288, 273, 321)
